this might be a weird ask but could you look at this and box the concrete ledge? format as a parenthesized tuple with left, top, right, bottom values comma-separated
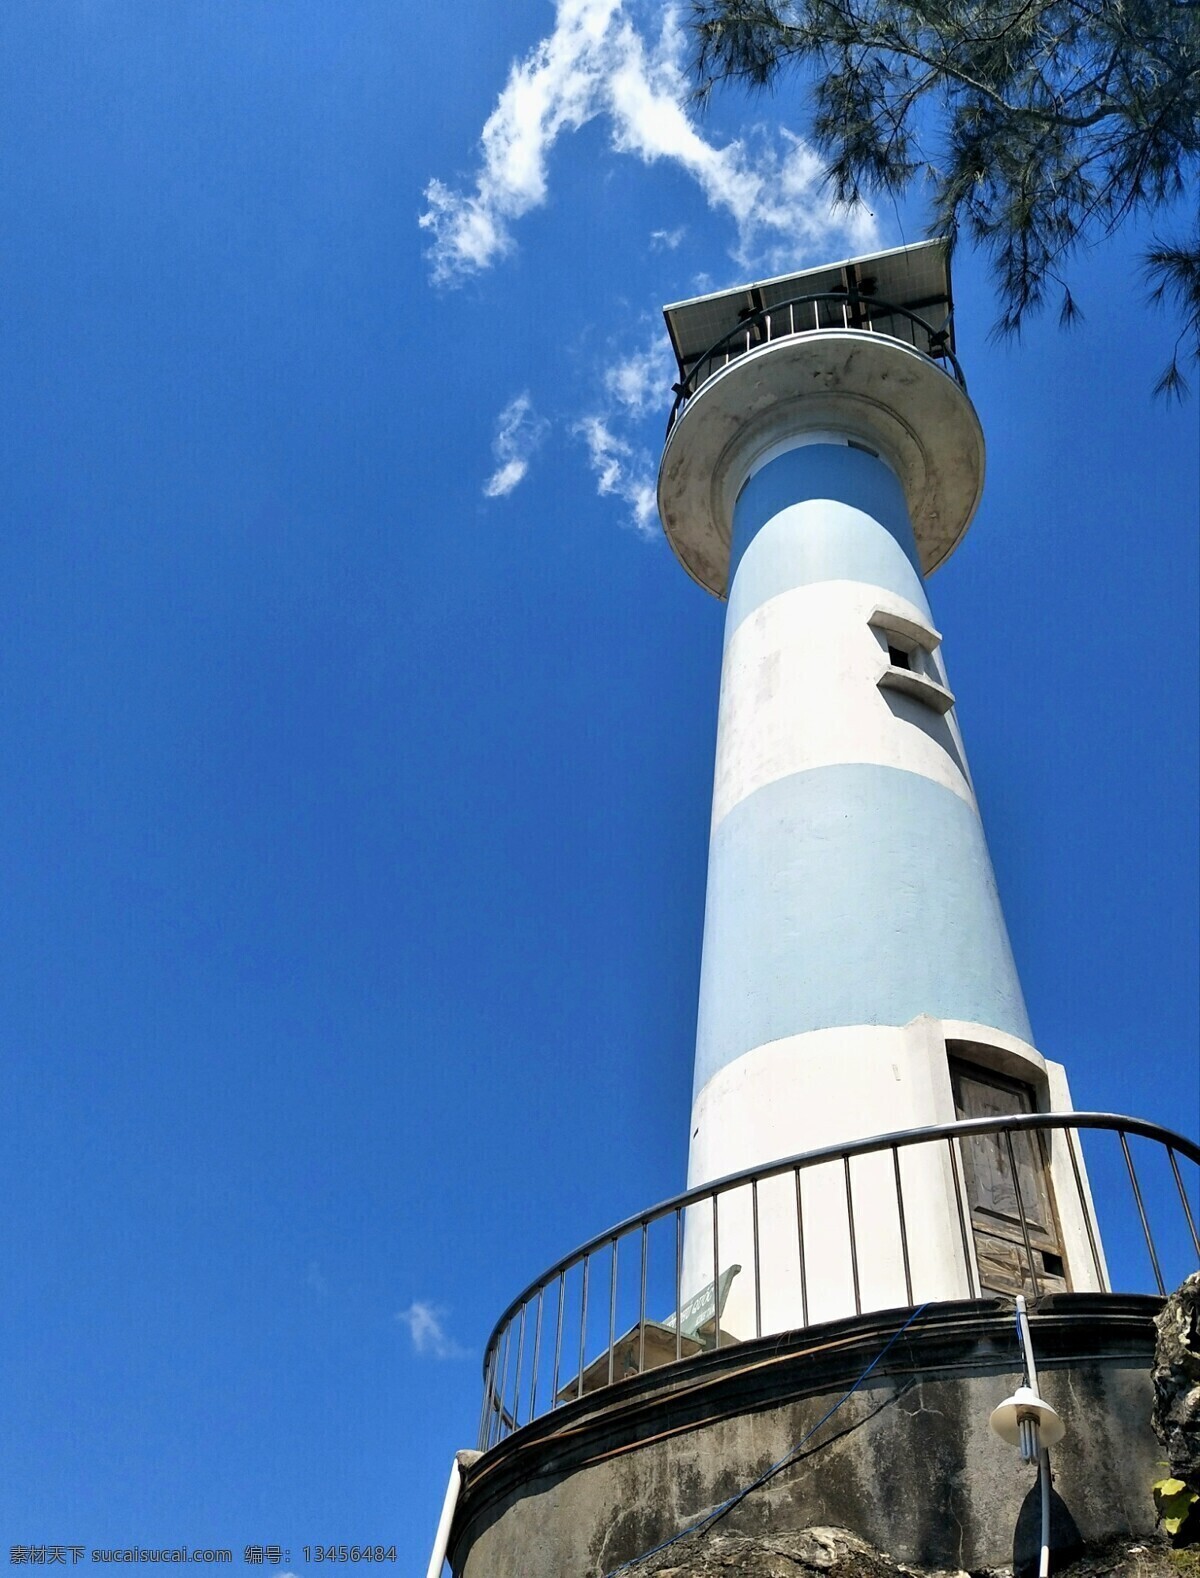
(656, 331, 986, 598)
(450, 1295, 1162, 1576)
(877, 663, 956, 713)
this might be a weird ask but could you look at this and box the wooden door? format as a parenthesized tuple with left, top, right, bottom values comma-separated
(950, 1060, 1069, 1299)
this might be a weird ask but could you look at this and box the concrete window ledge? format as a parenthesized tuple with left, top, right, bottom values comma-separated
(868, 607, 943, 651)
(878, 664, 957, 714)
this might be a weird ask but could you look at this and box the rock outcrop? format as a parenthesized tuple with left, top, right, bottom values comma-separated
(635, 1525, 946, 1578)
(1153, 1272, 1200, 1483)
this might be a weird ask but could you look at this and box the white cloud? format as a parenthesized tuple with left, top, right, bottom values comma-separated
(483, 392, 549, 498)
(576, 415, 657, 536)
(568, 326, 673, 528)
(420, 0, 622, 284)
(650, 226, 685, 250)
(420, 1, 875, 286)
(397, 1300, 469, 1360)
(603, 331, 675, 419)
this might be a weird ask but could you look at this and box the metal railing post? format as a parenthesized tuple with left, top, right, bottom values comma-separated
(1170, 1146, 1200, 1258)
(493, 1323, 511, 1447)
(1065, 1126, 1105, 1288)
(752, 1178, 762, 1338)
(511, 1303, 526, 1430)
(844, 1155, 861, 1316)
(674, 1207, 683, 1363)
(1004, 1127, 1042, 1302)
(711, 1192, 721, 1351)
(607, 1238, 619, 1387)
(892, 1145, 913, 1307)
(529, 1287, 544, 1420)
(577, 1254, 590, 1400)
(947, 1135, 976, 1299)
(638, 1223, 648, 1376)
(551, 1272, 565, 1409)
(794, 1167, 809, 1329)
(1121, 1130, 1165, 1294)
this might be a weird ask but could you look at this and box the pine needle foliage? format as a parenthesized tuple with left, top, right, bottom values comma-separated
(691, 0, 1200, 394)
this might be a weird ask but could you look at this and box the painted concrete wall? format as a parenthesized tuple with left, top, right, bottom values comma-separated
(683, 438, 1097, 1332)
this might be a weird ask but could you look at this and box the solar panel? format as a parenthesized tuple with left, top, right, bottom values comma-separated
(663, 239, 954, 378)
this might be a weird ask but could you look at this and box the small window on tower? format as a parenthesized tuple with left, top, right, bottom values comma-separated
(869, 607, 956, 715)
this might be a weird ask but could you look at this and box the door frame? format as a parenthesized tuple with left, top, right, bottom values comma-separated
(948, 1053, 1070, 1297)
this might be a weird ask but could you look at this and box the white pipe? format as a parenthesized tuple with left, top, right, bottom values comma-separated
(1016, 1296, 1052, 1578)
(1015, 1294, 1040, 1393)
(425, 1455, 465, 1578)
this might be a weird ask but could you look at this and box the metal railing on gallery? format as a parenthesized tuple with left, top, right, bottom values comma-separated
(665, 291, 968, 436)
(476, 1113, 1200, 1451)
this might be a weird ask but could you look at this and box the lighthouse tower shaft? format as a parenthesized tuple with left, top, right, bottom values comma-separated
(658, 244, 1105, 1337)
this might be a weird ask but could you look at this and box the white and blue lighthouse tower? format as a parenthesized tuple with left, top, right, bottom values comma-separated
(659, 241, 1105, 1337)
(438, 238, 1198, 1578)
(442, 239, 1200, 1578)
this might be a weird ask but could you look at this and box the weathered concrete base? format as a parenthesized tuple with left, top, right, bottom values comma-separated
(450, 1296, 1162, 1577)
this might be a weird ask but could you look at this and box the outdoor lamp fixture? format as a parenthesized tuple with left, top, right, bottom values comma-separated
(990, 1385, 1066, 1465)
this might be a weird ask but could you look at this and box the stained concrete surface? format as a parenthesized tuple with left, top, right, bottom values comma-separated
(450, 1298, 1161, 1577)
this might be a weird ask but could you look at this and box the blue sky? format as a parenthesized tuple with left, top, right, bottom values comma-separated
(1, 0, 1196, 1570)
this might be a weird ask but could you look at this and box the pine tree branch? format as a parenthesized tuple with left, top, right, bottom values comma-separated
(689, 0, 1200, 390)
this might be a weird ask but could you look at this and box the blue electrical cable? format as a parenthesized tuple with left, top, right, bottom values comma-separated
(603, 1301, 930, 1577)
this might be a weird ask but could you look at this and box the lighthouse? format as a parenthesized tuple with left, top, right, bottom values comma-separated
(659, 240, 1103, 1336)
(441, 237, 1200, 1578)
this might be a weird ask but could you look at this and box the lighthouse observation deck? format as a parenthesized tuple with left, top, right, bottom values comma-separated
(657, 238, 985, 596)
(663, 236, 965, 428)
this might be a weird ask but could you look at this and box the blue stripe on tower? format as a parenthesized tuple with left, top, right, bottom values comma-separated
(692, 763, 1033, 1096)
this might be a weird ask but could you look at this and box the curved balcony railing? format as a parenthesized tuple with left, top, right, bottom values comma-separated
(666, 291, 968, 436)
(477, 1113, 1200, 1451)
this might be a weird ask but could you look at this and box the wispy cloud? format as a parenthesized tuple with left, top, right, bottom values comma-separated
(567, 326, 673, 529)
(650, 226, 685, 251)
(483, 392, 549, 498)
(421, 0, 621, 283)
(603, 331, 675, 420)
(305, 1261, 329, 1299)
(575, 415, 657, 536)
(397, 1300, 469, 1360)
(420, 1, 874, 286)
